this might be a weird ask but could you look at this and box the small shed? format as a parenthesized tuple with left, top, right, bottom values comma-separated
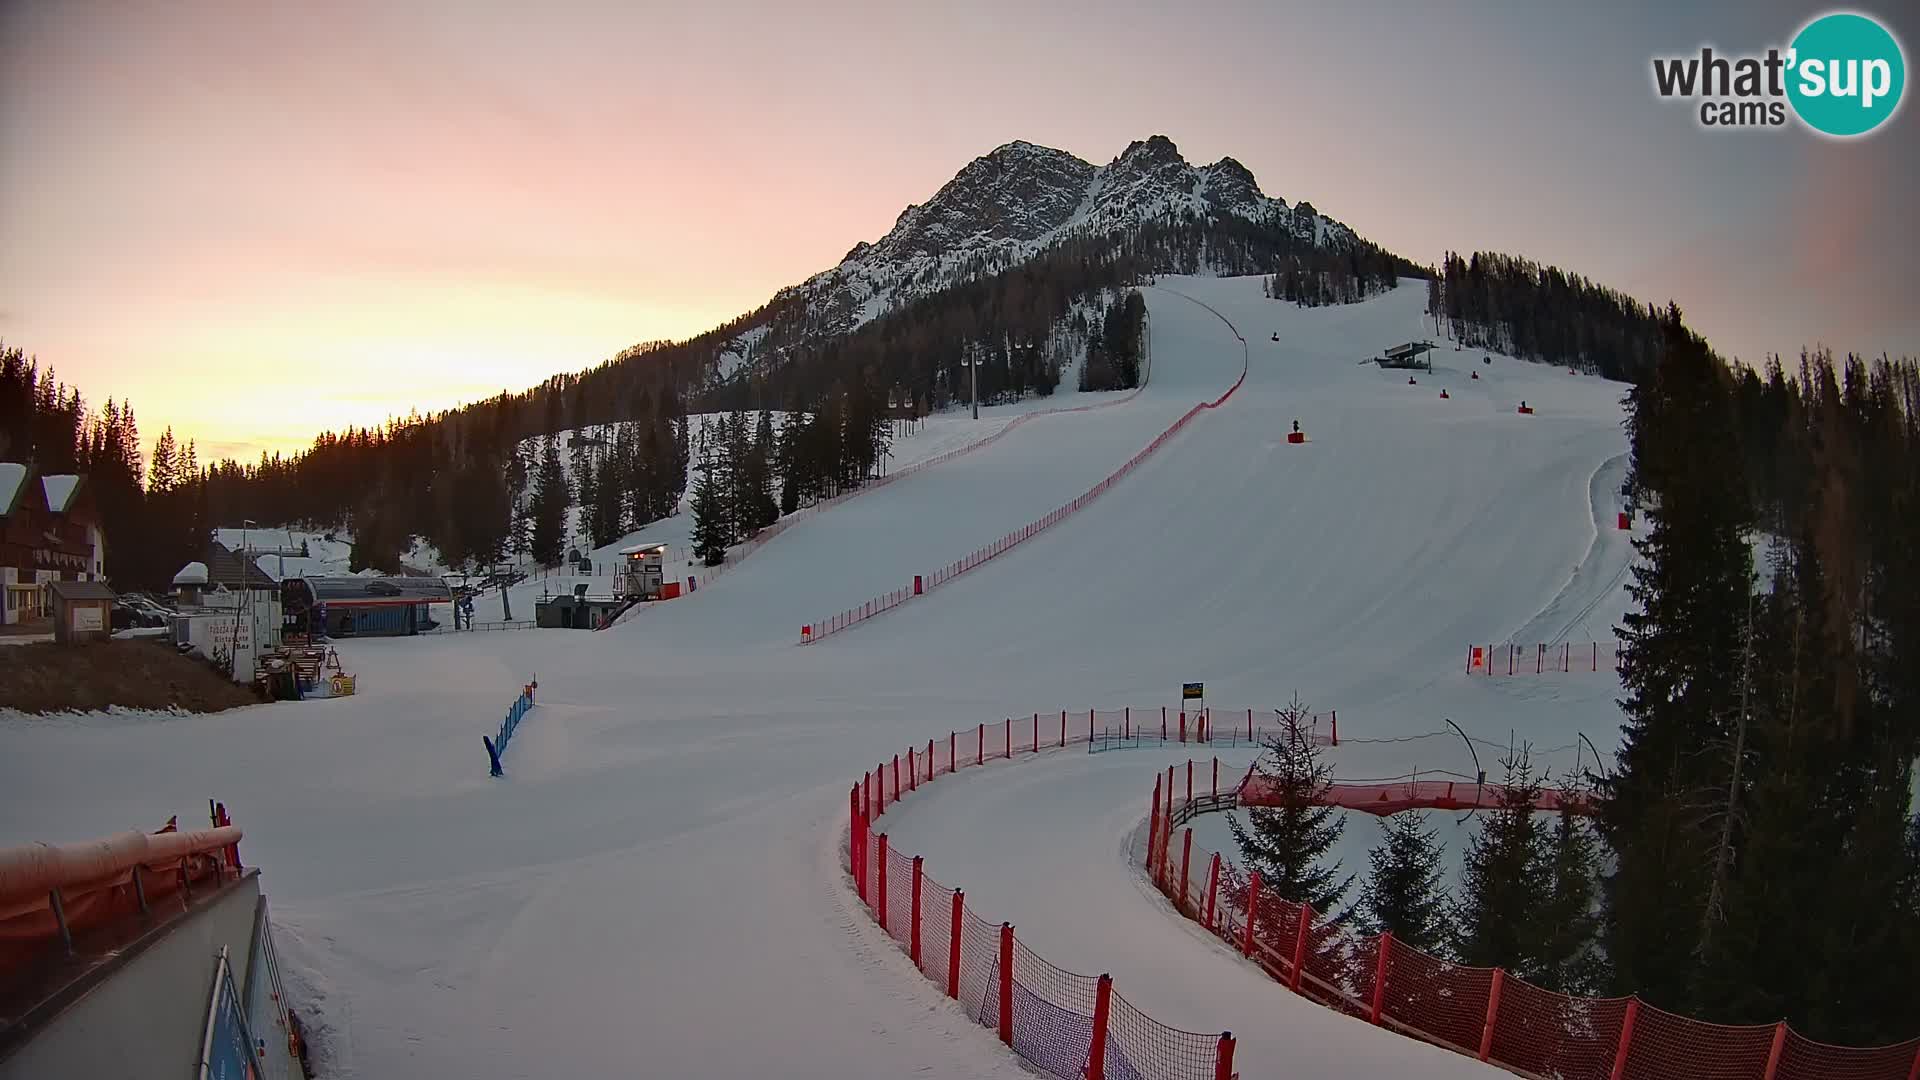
(536, 585, 626, 629)
(48, 579, 116, 644)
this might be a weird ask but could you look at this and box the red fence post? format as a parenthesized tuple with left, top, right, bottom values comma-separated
(852, 794, 867, 903)
(876, 834, 890, 931)
(1162, 706, 1168, 740)
(949, 731, 956, 773)
(1370, 932, 1392, 1025)
(1060, 709, 1066, 748)
(1186, 759, 1193, 804)
(1033, 712, 1039, 752)
(1242, 872, 1262, 957)
(1180, 828, 1193, 912)
(1204, 853, 1221, 929)
(1479, 968, 1505, 1061)
(947, 889, 964, 998)
(1214, 1033, 1236, 1080)
(1332, 709, 1339, 746)
(1609, 998, 1640, 1080)
(910, 855, 924, 966)
(1761, 1022, 1787, 1080)
(977, 723, 984, 765)
(908, 747, 917, 791)
(1148, 776, 1163, 877)
(1213, 757, 1219, 797)
(893, 754, 901, 797)
(1907, 1043, 1920, 1080)
(1124, 706, 1130, 739)
(1087, 974, 1112, 1080)
(878, 762, 887, 812)
(1005, 720, 1012, 759)
(1290, 903, 1313, 992)
(928, 739, 935, 781)
(998, 923, 1014, 1047)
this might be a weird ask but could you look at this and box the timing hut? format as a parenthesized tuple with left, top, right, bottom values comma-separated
(1376, 341, 1437, 371)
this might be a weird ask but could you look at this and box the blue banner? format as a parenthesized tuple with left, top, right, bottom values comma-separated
(203, 952, 258, 1080)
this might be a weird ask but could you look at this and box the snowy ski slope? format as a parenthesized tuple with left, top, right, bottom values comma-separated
(0, 276, 1635, 1079)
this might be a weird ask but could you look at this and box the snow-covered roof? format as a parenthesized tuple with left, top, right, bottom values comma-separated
(41, 475, 79, 512)
(173, 561, 210, 585)
(213, 526, 302, 551)
(0, 463, 25, 512)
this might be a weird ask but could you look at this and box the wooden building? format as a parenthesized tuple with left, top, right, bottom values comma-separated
(47, 579, 116, 644)
(0, 464, 105, 626)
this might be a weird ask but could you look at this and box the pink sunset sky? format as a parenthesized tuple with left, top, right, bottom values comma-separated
(2, 1, 1914, 463)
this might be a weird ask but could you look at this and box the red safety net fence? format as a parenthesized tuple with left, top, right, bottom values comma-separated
(849, 712, 1240, 1080)
(803, 299, 1249, 646)
(680, 378, 1157, 610)
(1466, 640, 1623, 675)
(1145, 780, 1920, 1080)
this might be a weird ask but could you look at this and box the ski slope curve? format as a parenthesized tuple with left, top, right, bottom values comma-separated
(801, 283, 1250, 643)
(0, 276, 1636, 1079)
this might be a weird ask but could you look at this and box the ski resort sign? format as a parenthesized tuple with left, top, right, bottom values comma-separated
(1651, 11, 1905, 137)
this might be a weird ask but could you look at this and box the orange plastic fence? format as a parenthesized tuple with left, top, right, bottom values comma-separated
(849, 711, 1240, 1080)
(1150, 785, 1920, 1080)
(1467, 641, 1622, 675)
(804, 296, 1250, 645)
(1238, 774, 1599, 817)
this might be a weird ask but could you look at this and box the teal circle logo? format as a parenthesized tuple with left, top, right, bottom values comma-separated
(1787, 12, 1906, 136)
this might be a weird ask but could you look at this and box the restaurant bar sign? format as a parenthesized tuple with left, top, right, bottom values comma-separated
(1181, 682, 1205, 700)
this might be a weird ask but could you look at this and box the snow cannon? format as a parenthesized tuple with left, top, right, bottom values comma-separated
(1471, 371, 1480, 380)
(1270, 332, 1279, 342)
(1483, 355, 1491, 364)
(1286, 419, 1305, 444)
(1618, 512, 1632, 531)
(1407, 375, 1418, 385)
(1517, 401, 1535, 415)
(1440, 389, 1450, 400)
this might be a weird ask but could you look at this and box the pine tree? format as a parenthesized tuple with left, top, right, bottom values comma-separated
(529, 436, 570, 567)
(1532, 802, 1604, 993)
(688, 460, 729, 566)
(1358, 812, 1451, 953)
(775, 411, 803, 516)
(1453, 749, 1550, 974)
(1228, 694, 1353, 914)
(1601, 305, 1753, 1008)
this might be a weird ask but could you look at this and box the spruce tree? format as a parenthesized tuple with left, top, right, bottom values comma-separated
(688, 460, 729, 566)
(1602, 305, 1753, 1008)
(1358, 812, 1451, 953)
(775, 411, 803, 516)
(1228, 694, 1353, 915)
(1532, 802, 1604, 993)
(1453, 749, 1550, 974)
(529, 436, 570, 566)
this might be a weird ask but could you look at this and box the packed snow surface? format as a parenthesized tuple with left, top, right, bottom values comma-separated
(0, 276, 1634, 1078)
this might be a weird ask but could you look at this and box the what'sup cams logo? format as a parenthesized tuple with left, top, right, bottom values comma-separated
(1652, 11, 1906, 137)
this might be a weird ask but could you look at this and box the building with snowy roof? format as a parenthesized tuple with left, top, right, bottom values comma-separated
(0, 463, 104, 626)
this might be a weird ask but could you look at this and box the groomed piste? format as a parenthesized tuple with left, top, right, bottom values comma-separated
(5, 275, 1693, 1078)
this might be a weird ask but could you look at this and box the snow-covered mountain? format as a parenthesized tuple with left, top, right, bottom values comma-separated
(711, 135, 1363, 380)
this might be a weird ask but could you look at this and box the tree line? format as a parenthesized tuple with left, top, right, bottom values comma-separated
(1607, 319, 1919, 1044)
(690, 382, 895, 566)
(1233, 701, 1605, 997)
(1, 344, 206, 590)
(1426, 251, 1673, 383)
(1235, 322, 1920, 1046)
(5, 210, 1415, 588)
